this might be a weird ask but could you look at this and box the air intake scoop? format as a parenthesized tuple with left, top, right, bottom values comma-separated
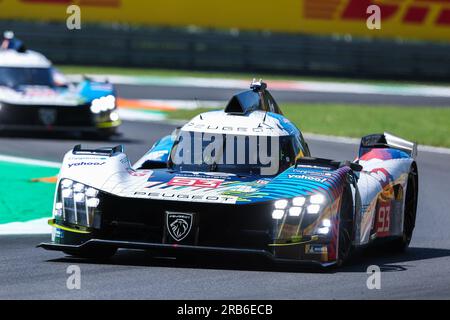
(224, 90, 263, 114)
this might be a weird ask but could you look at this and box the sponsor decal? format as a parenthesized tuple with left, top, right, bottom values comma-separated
(182, 171, 235, 178)
(133, 191, 237, 204)
(24, 87, 58, 97)
(369, 168, 393, 188)
(166, 212, 193, 242)
(228, 185, 258, 193)
(296, 165, 332, 171)
(67, 156, 108, 161)
(68, 161, 106, 169)
(293, 169, 332, 177)
(126, 168, 151, 177)
(306, 244, 327, 254)
(168, 177, 224, 188)
(288, 174, 328, 183)
(184, 122, 284, 135)
(376, 201, 391, 237)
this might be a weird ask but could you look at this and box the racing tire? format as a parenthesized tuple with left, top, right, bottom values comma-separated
(336, 186, 354, 267)
(63, 247, 117, 260)
(390, 164, 418, 252)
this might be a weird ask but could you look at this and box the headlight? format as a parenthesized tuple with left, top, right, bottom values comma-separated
(292, 196, 305, 206)
(274, 199, 288, 209)
(272, 209, 285, 220)
(90, 95, 116, 114)
(272, 193, 327, 220)
(306, 204, 321, 214)
(317, 226, 330, 234)
(109, 111, 120, 122)
(288, 207, 302, 217)
(54, 179, 102, 229)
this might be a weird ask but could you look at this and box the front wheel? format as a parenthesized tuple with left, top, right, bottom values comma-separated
(336, 186, 354, 267)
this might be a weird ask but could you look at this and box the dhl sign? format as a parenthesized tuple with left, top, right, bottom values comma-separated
(0, 0, 449, 42)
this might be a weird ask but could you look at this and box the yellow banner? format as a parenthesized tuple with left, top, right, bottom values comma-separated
(0, 0, 449, 42)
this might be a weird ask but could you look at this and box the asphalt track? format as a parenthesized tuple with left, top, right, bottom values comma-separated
(116, 84, 450, 107)
(1, 118, 450, 299)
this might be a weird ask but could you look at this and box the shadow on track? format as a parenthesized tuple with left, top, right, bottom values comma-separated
(340, 247, 450, 273)
(46, 246, 450, 274)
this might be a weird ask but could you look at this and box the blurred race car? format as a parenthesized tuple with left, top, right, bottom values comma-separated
(39, 81, 419, 267)
(0, 33, 121, 137)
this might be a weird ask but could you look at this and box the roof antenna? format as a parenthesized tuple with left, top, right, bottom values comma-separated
(194, 97, 203, 120)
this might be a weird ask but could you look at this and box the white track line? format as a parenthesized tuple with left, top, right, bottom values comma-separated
(0, 218, 51, 235)
(67, 74, 450, 98)
(0, 154, 61, 168)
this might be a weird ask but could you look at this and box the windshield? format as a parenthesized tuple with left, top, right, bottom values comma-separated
(169, 131, 295, 176)
(0, 67, 54, 87)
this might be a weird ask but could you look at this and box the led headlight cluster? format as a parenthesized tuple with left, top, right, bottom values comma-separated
(54, 179, 102, 229)
(272, 193, 326, 220)
(90, 95, 116, 114)
(317, 219, 332, 235)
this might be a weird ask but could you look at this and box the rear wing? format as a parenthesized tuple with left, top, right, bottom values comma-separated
(359, 132, 417, 159)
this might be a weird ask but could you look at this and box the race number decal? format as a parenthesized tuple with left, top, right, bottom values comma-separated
(376, 201, 391, 237)
(168, 177, 224, 188)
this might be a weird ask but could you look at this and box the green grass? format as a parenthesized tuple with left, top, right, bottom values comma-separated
(0, 162, 58, 224)
(167, 104, 450, 148)
(57, 65, 444, 86)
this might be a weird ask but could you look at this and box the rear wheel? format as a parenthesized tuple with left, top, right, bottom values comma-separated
(390, 164, 418, 252)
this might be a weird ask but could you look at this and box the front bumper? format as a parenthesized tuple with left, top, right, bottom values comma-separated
(0, 102, 120, 132)
(41, 212, 335, 267)
(38, 239, 335, 268)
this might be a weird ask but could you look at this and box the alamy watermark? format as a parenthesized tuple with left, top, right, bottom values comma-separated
(171, 131, 280, 176)
(366, 265, 381, 290)
(66, 265, 81, 290)
(366, 5, 381, 30)
(66, 5, 81, 30)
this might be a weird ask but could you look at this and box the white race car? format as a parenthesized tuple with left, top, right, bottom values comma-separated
(0, 44, 120, 137)
(40, 81, 419, 267)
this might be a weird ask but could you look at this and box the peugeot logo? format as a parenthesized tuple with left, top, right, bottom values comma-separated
(166, 212, 193, 242)
(38, 108, 57, 126)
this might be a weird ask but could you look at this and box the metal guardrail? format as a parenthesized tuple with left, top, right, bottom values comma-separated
(1, 20, 450, 80)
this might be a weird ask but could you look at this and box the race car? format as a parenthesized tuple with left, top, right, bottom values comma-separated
(0, 37, 121, 137)
(39, 80, 418, 267)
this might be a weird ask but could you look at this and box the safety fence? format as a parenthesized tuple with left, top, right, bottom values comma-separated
(1, 21, 450, 80)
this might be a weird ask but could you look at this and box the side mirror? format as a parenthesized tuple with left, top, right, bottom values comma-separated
(350, 162, 363, 172)
(339, 160, 363, 172)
